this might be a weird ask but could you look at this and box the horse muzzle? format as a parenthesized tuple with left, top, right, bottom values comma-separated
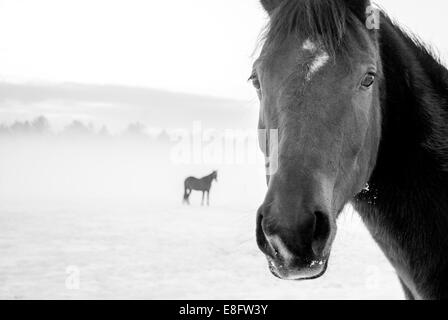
(256, 200, 334, 280)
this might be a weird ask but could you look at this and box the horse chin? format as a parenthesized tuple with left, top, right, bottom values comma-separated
(267, 257, 329, 281)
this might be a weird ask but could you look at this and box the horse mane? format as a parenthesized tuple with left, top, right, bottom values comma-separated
(355, 13, 448, 299)
(376, 12, 448, 174)
(263, 0, 365, 57)
(381, 10, 448, 86)
(205, 171, 216, 179)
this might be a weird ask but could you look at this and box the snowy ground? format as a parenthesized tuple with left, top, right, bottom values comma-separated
(0, 138, 404, 300)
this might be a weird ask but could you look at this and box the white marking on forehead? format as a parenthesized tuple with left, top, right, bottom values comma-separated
(301, 39, 330, 81)
(307, 52, 330, 79)
(302, 39, 317, 52)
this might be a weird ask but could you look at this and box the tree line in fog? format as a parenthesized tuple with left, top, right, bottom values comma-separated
(0, 116, 171, 142)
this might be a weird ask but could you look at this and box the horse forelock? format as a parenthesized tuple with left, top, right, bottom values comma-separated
(260, 0, 375, 60)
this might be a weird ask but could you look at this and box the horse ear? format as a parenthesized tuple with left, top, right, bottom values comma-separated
(260, 0, 285, 14)
(344, 0, 372, 22)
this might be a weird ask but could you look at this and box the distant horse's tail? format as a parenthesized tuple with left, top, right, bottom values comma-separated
(183, 182, 191, 204)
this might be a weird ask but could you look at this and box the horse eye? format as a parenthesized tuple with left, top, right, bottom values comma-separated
(249, 74, 261, 90)
(361, 73, 376, 88)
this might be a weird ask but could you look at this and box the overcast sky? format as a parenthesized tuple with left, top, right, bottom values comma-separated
(0, 0, 447, 100)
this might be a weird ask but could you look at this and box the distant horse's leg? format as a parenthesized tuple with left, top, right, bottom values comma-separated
(399, 278, 415, 300)
(207, 190, 210, 206)
(183, 188, 191, 205)
(201, 191, 205, 206)
(183, 182, 192, 205)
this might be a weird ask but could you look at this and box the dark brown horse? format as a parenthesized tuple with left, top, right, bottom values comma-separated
(253, 0, 448, 299)
(183, 171, 218, 206)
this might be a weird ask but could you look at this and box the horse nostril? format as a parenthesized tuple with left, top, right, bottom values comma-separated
(257, 211, 282, 258)
(312, 211, 331, 255)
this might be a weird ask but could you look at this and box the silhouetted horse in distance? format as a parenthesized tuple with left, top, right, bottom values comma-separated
(253, 0, 448, 300)
(183, 171, 218, 206)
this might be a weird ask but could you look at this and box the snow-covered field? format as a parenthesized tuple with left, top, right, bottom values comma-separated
(0, 138, 404, 300)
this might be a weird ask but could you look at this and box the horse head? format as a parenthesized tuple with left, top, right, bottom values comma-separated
(254, 0, 382, 280)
